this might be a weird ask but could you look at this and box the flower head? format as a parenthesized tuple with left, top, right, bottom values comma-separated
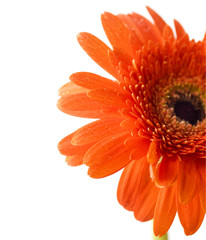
(58, 7, 206, 237)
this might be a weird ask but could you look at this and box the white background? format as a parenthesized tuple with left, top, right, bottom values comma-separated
(0, 0, 205, 239)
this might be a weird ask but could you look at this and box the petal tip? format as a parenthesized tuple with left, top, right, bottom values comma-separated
(76, 32, 83, 42)
(77, 32, 88, 44)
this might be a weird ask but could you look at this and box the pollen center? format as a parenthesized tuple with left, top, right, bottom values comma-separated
(160, 82, 206, 126)
(167, 88, 206, 126)
(174, 100, 203, 125)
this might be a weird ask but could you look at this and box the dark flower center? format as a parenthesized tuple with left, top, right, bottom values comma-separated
(164, 86, 206, 126)
(174, 100, 204, 125)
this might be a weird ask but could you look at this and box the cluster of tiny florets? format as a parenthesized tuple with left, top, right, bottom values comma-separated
(117, 37, 206, 158)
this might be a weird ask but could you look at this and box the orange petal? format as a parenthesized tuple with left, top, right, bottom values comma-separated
(150, 155, 178, 187)
(57, 93, 120, 118)
(87, 152, 131, 178)
(197, 158, 206, 181)
(147, 141, 161, 164)
(117, 157, 148, 211)
(58, 82, 88, 97)
(146, 6, 166, 34)
(177, 192, 205, 235)
(113, 47, 133, 66)
(84, 132, 129, 167)
(178, 156, 197, 204)
(153, 185, 176, 237)
(174, 19, 186, 39)
(197, 161, 206, 212)
(71, 119, 123, 145)
(129, 138, 151, 161)
(58, 132, 94, 156)
(129, 13, 162, 43)
(70, 72, 121, 90)
(77, 32, 119, 79)
(120, 119, 136, 131)
(84, 132, 131, 178)
(101, 12, 134, 58)
(197, 159, 206, 211)
(65, 155, 83, 166)
(162, 25, 175, 41)
(133, 179, 159, 221)
(117, 14, 143, 48)
(198, 173, 206, 212)
(88, 88, 128, 108)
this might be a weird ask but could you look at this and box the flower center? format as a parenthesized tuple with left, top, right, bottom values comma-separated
(174, 100, 204, 125)
(166, 86, 206, 126)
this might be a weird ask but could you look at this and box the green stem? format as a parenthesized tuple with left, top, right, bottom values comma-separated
(153, 232, 168, 240)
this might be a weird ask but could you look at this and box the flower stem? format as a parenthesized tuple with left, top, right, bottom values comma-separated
(153, 233, 168, 240)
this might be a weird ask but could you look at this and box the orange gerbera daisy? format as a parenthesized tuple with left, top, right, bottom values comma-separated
(57, 7, 206, 237)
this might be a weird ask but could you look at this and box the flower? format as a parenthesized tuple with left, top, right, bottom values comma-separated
(57, 7, 206, 237)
